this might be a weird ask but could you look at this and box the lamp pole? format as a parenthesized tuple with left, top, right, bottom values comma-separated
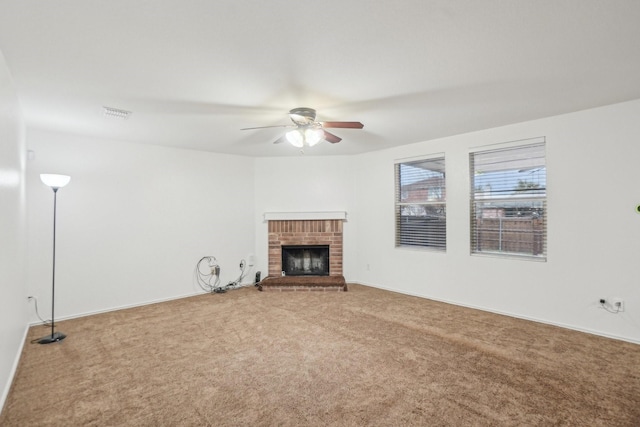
(37, 174, 70, 344)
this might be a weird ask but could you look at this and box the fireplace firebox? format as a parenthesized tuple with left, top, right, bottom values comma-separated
(281, 245, 330, 276)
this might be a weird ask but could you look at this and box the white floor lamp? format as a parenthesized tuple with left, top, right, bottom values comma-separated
(37, 173, 71, 344)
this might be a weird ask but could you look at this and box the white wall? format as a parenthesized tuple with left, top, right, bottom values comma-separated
(0, 52, 27, 412)
(253, 155, 358, 280)
(353, 99, 640, 343)
(26, 130, 256, 321)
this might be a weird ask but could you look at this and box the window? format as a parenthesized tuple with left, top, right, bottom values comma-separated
(470, 138, 546, 260)
(395, 156, 446, 250)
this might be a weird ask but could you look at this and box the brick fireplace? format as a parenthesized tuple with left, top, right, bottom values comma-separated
(268, 219, 343, 277)
(261, 214, 347, 291)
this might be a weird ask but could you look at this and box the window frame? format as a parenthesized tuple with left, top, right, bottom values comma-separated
(469, 137, 547, 261)
(394, 154, 447, 251)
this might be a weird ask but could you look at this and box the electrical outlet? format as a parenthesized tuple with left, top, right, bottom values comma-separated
(611, 298, 625, 312)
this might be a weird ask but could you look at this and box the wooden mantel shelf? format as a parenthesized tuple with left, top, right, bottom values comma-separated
(263, 211, 347, 221)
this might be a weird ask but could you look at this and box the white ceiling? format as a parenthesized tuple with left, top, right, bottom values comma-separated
(1, 0, 640, 157)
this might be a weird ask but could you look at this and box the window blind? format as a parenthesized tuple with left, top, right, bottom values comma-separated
(395, 156, 446, 250)
(470, 140, 546, 259)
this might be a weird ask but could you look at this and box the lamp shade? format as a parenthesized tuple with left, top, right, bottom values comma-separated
(40, 174, 71, 189)
(305, 128, 323, 146)
(285, 130, 304, 148)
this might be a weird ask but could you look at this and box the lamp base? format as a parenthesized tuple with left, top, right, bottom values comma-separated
(37, 332, 66, 344)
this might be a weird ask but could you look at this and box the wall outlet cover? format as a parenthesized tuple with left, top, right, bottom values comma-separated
(611, 298, 625, 312)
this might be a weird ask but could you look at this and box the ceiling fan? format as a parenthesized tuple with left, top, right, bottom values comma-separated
(241, 107, 364, 147)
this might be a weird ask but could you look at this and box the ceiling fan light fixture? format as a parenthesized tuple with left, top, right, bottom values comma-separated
(285, 130, 304, 147)
(243, 107, 363, 148)
(305, 128, 323, 146)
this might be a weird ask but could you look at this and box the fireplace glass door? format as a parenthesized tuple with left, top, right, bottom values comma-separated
(281, 245, 330, 276)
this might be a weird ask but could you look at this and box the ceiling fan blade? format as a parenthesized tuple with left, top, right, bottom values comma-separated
(321, 121, 364, 129)
(323, 131, 342, 144)
(272, 135, 287, 144)
(241, 124, 294, 131)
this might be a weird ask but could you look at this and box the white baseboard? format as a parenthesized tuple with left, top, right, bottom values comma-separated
(26, 281, 639, 345)
(0, 324, 30, 415)
(351, 281, 640, 346)
(29, 291, 206, 326)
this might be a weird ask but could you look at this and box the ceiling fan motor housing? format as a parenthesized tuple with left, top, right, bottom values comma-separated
(289, 107, 316, 125)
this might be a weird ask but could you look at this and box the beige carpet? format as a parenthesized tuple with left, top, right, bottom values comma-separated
(2, 284, 639, 426)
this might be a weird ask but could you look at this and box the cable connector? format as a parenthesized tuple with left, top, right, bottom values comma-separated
(599, 298, 622, 314)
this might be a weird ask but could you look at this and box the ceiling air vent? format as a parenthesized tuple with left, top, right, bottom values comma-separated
(102, 106, 132, 120)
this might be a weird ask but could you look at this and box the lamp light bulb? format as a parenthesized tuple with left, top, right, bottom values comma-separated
(285, 130, 304, 148)
(305, 128, 323, 146)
